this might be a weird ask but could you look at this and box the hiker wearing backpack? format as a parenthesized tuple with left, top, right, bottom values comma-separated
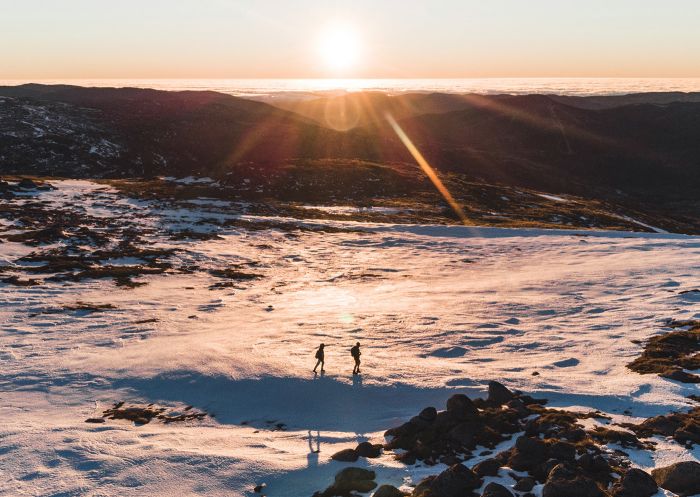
(313, 343, 325, 373)
(350, 342, 361, 375)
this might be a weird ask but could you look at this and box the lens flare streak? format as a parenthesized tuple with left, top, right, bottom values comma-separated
(385, 113, 469, 225)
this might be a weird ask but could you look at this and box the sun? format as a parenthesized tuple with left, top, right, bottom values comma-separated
(317, 23, 362, 73)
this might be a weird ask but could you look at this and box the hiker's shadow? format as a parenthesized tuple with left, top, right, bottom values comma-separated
(307, 430, 321, 469)
(352, 374, 363, 388)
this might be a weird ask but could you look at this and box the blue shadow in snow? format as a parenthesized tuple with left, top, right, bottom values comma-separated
(111, 372, 474, 433)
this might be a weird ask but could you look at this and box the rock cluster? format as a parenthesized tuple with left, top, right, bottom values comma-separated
(383, 382, 546, 467)
(314, 381, 680, 497)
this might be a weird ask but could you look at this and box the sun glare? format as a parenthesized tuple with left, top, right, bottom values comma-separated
(317, 23, 362, 73)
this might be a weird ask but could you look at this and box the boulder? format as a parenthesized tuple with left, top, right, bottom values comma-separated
(652, 461, 700, 496)
(419, 406, 438, 422)
(335, 467, 375, 483)
(314, 467, 377, 496)
(356, 441, 382, 458)
(508, 436, 547, 471)
(416, 464, 481, 497)
(487, 381, 515, 406)
(373, 484, 406, 497)
(513, 477, 535, 492)
(448, 421, 479, 446)
(331, 448, 359, 462)
(446, 394, 479, 421)
(577, 453, 610, 474)
(481, 482, 514, 497)
(506, 398, 529, 417)
(17, 178, 39, 189)
(542, 464, 606, 497)
(548, 441, 576, 462)
(611, 468, 657, 497)
(472, 458, 501, 477)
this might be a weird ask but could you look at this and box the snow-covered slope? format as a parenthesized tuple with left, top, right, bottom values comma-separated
(0, 180, 698, 496)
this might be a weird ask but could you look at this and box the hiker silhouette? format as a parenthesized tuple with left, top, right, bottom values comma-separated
(351, 342, 361, 374)
(313, 343, 325, 373)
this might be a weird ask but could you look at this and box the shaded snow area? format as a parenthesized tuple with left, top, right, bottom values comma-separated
(0, 180, 698, 497)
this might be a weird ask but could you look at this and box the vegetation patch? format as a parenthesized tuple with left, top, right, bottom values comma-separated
(89, 401, 208, 425)
(1, 275, 41, 286)
(63, 302, 117, 313)
(620, 406, 700, 449)
(627, 319, 700, 383)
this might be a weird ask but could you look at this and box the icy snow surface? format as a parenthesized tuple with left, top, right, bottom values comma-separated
(0, 180, 698, 496)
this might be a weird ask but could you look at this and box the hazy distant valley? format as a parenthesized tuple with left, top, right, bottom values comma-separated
(1, 84, 699, 234)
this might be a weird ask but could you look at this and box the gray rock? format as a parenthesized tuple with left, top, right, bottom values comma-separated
(652, 461, 700, 497)
(356, 441, 382, 458)
(373, 484, 406, 497)
(446, 394, 479, 421)
(418, 463, 481, 497)
(472, 458, 501, 477)
(542, 463, 606, 497)
(487, 381, 515, 405)
(611, 468, 657, 497)
(331, 448, 359, 462)
(481, 482, 514, 497)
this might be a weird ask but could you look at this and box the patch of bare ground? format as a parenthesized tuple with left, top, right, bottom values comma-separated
(627, 319, 700, 383)
(1, 275, 41, 286)
(62, 302, 117, 313)
(86, 401, 207, 425)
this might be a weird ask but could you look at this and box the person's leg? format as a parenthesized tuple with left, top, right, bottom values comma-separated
(313, 359, 320, 372)
(320, 359, 324, 372)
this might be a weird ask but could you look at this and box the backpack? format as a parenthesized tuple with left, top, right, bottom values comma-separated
(315, 349, 323, 359)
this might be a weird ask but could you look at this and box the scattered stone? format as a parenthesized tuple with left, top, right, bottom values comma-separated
(84, 418, 106, 423)
(651, 461, 700, 497)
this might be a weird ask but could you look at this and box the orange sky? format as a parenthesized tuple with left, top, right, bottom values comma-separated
(1, 0, 699, 79)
